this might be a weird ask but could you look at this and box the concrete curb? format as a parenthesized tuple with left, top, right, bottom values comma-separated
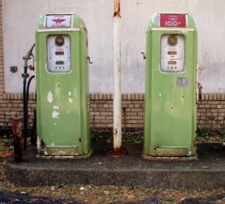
(6, 143, 225, 190)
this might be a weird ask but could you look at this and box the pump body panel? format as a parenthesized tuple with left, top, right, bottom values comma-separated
(35, 14, 91, 158)
(143, 13, 197, 159)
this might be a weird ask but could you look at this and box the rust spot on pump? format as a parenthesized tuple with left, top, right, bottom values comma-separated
(41, 139, 46, 149)
(152, 152, 187, 157)
(154, 145, 159, 151)
(194, 137, 198, 146)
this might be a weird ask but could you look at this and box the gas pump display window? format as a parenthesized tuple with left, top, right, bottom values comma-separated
(160, 34, 185, 73)
(47, 35, 71, 73)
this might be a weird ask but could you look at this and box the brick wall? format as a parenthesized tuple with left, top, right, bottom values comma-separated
(0, 93, 225, 131)
(0, 94, 36, 128)
(90, 94, 144, 130)
(197, 94, 225, 129)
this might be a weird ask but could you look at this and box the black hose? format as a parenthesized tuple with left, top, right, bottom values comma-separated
(26, 76, 35, 103)
(26, 76, 35, 146)
(22, 44, 35, 150)
(23, 75, 35, 150)
(23, 79, 27, 150)
(31, 109, 37, 146)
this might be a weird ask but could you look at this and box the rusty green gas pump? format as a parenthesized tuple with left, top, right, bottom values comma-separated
(35, 14, 91, 158)
(143, 13, 198, 159)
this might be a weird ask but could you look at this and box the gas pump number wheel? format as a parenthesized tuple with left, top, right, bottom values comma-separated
(55, 36, 65, 46)
(168, 35, 177, 46)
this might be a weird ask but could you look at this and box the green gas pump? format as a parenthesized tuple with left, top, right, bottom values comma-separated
(143, 13, 197, 159)
(35, 14, 91, 158)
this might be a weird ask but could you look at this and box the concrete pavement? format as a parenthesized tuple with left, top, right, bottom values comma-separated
(6, 142, 225, 190)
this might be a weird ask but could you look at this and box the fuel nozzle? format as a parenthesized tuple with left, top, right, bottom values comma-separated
(23, 44, 35, 65)
(22, 44, 35, 79)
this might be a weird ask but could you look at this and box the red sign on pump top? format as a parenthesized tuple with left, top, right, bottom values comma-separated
(160, 14, 186, 27)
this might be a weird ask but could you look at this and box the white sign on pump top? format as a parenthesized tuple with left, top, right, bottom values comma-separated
(45, 15, 72, 28)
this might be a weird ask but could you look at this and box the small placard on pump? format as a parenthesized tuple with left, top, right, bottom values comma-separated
(160, 14, 186, 27)
(45, 14, 72, 28)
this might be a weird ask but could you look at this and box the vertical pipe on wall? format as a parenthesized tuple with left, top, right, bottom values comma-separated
(113, 0, 122, 151)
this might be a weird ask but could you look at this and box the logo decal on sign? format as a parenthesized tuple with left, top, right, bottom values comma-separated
(52, 18, 66, 24)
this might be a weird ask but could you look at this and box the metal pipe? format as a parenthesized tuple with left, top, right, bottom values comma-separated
(198, 82, 203, 100)
(113, 0, 122, 151)
(12, 118, 23, 162)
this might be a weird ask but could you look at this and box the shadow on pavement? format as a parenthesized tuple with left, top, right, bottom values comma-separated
(0, 191, 83, 204)
(1, 191, 225, 204)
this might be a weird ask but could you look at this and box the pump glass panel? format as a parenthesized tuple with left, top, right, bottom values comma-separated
(47, 35, 71, 73)
(160, 34, 185, 72)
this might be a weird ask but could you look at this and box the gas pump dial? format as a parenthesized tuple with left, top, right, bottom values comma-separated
(168, 35, 177, 46)
(55, 36, 65, 46)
